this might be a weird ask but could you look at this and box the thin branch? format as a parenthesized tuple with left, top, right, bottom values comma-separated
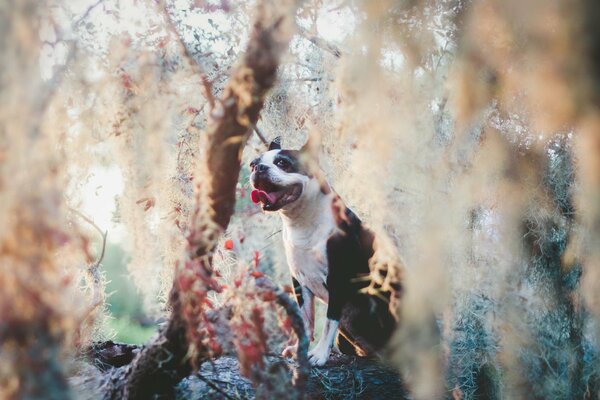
(195, 373, 248, 400)
(253, 124, 269, 146)
(297, 26, 343, 58)
(32, 0, 107, 139)
(243, 273, 309, 392)
(73, 0, 106, 30)
(163, 0, 206, 76)
(201, 73, 216, 110)
(69, 207, 108, 333)
(69, 207, 108, 268)
(282, 77, 334, 82)
(274, 289, 309, 392)
(46, 0, 106, 46)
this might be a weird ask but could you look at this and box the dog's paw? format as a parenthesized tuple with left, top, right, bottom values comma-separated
(330, 344, 341, 355)
(282, 343, 298, 358)
(308, 346, 331, 367)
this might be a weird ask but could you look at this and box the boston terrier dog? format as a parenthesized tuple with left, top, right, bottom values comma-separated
(249, 137, 398, 366)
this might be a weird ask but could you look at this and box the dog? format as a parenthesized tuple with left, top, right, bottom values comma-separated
(249, 137, 399, 366)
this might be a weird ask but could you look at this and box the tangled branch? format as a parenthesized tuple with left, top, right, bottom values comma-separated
(104, 1, 301, 398)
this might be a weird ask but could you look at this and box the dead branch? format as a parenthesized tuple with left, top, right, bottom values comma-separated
(253, 124, 269, 146)
(86, 341, 140, 372)
(104, 1, 301, 398)
(255, 277, 310, 391)
(163, 1, 214, 118)
(90, 345, 407, 400)
(297, 26, 343, 58)
(69, 207, 108, 335)
(201, 73, 216, 111)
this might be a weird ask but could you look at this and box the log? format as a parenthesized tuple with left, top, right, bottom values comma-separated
(181, 356, 408, 400)
(88, 342, 408, 400)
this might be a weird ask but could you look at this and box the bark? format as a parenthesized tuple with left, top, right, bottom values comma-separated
(104, 289, 192, 399)
(104, 1, 301, 398)
(90, 342, 407, 400)
(180, 356, 407, 400)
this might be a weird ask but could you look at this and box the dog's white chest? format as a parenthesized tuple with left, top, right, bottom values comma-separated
(284, 238, 330, 301)
(282, 212, 335, 302)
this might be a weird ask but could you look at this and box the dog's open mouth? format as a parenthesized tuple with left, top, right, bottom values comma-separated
(250, 181, 302, 211)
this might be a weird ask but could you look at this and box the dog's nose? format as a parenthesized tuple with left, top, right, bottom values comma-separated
(256, 164, 269, 173)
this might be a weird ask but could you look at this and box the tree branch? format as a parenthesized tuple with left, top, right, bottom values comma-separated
(297, 26, 343, 58)
(91, 348, 407, 400)
(69, 207, 108, 338)
(253, 124, 269, 146)
(104, 1, 301, 398)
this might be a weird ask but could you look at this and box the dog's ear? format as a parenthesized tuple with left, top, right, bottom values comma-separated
(268, 136, 282, 151)
(300, 131, 328, 190)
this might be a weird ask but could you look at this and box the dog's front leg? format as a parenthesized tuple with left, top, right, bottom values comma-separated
(308, 318, 339, 366)
(308, 266, 345, 366)
(308, 232, 352, 366)
(308, 279, 344, 366)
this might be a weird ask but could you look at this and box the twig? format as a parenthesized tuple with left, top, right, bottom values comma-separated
(253, 124, 269, 146)
(281, 77, 334, 82)
(195, 373, 247, 400)
(255, 277, 309, 397)
(297, 26, 343, 58)
(163, 0, 206, 77)
(264, 229, 282, 241)
(73, 0, 106, 29)
(68, 207, 108, 320)
(46, 0, 106, 45)
(69, 207, 108, 267)
(201, 73, 216, 110)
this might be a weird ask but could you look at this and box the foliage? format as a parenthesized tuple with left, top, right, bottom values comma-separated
(2, 0, 600, 399)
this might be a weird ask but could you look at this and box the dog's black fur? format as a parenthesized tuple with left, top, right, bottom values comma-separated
(323, 202, 397, 355)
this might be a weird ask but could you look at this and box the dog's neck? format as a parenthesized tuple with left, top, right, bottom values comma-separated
(279, 179, 334, 234)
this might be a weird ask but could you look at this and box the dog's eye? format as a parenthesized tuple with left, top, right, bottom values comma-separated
(276, 159, 290, 169)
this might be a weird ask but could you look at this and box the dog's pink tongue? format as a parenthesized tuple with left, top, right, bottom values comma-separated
(251, 189, 276, 205)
